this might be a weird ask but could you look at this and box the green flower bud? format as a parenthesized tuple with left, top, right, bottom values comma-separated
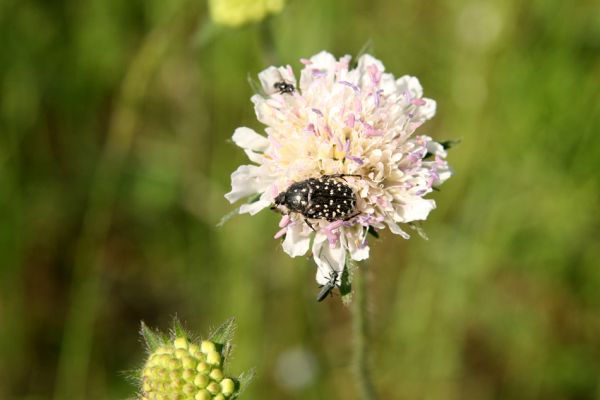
(167, 358, 180, 370)
(181, 356, 196, 370)
(200, 340, 217, 354)
(182, 383, 196, 395)
(194, 390, 211, 400)
(174, 348, 188, 360)
(173, 337, 188, 350)
(182, 369, 196, 382)
(220, 378, 235, 396)
(206, 382, 221, 395)
(209, 368, 224, 382)
(188, 344, 202, 359)
(194, 374, 209, 388)
(196, 362, 209, 374)
(206, 351, 221, 366)
(138, 319, 249, 399)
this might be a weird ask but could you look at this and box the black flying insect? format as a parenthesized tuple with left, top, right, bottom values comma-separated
(316, 271, 338, 302)
(272, 174, 360, 227)
(273, 81, 295, 95)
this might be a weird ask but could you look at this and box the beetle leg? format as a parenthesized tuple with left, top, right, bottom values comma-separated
(343, 212, 361, 221)
(322, 173, 363, 182)
(305, 219, 316, 231)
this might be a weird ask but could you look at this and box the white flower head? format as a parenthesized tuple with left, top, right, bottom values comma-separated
(225, 51, 452, 288)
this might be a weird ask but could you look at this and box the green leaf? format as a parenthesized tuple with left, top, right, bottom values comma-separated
(339, 260, 357, 304)
(140, 322, 165, 353)
(170, 317, 188, 340)
(233, 368, 256, 399)
(209, 317, 237, 346)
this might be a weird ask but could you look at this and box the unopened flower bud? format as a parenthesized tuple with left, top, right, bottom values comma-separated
(196, 362, 209, 374)
(206, 351, 221, 366)
(139, 319, 248, 399)
(209, 368, 224, 382)
(188, 344, 201, 358)
(194, 390, 210, 400)
(173, 337, 188, 350)
(200, 340, 216, 354)
(194, 374, 209, 388)
(220, 378, 235, 396)
(206, 382, 221, 395)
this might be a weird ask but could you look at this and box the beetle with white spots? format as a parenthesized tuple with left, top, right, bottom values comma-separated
(272, 174, 360, 228)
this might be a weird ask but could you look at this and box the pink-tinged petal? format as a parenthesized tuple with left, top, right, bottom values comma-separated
(345, 114, 356, 128)
(367, 64, 382, 85)
(274, 226, 287, 239)
(279, 214, 291, 228)
(282, 223, 311, 257)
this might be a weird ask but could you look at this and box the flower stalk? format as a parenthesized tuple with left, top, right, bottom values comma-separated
(352, 269, 378, 400)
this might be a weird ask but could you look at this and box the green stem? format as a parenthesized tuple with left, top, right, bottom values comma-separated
(352, 270, 378, 400)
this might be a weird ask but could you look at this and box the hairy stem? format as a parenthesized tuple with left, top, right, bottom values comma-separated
(352, 270, 379, 400)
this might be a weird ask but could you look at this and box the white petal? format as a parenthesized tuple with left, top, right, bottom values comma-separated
(397, 198, 436, 222)
(282, 223, 311, 257)
(299, 51, 337, 91)
(385, 217, 411, 239)
(425, 140, 448, 158)
(418, 97, 437, 120)
(224, 165, 270, 203)
(396, 75, 424, 98)
(312, 232, 346, 286)
(348, 240, 369, 261)
(232, 127, 270, 152)
(239, 199, 271, 215)
(343, 226, 370, 261)
(434, 167, 453, 186)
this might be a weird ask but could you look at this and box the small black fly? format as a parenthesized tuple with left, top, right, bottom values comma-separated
(272, 174, 360, 229)
(273, 81, 295, 95)
(316, 271, 338, 302)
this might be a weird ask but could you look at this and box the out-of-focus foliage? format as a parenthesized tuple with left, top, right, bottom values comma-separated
(0, 0, 598, 399)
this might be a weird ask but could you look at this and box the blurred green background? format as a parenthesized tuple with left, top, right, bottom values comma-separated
(1, 0, 599, 399)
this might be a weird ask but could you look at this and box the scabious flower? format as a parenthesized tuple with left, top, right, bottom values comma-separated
(225, 51, 452, 289)
(208, 0, 286, 27)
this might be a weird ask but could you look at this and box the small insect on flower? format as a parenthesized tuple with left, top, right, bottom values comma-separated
(316, 271, 338, 302)
(273, 81, 295, 94)
(272, 174, 360, 230)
